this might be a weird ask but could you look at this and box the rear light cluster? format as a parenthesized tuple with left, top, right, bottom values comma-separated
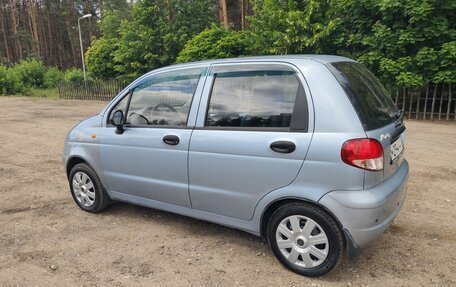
(341, 138, 383, 171)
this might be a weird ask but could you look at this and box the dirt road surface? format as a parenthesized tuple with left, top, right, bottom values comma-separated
(0, 97, 455, 286)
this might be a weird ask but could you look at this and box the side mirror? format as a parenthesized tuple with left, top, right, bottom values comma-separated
(112, 110, 124, 134)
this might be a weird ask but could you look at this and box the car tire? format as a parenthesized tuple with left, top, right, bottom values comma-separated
(69, 163, 110, 213)
(267, 202, 344, 276)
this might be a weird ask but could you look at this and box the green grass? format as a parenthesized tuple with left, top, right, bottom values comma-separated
(22, 88, 59, 98)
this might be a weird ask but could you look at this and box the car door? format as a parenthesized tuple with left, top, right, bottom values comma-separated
(188, 62, 313, 220)
(99, 66, 207, 208)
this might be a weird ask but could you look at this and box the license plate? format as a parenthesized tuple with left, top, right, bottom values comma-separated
(390, 136, 404, 162)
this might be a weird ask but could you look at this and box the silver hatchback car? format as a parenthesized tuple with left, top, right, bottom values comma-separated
(63, 55, 408, 276)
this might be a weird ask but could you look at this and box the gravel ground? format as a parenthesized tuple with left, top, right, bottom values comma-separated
(0, 97, 455, 287)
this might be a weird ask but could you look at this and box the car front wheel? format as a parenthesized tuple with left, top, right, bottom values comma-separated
(69, 163, 109, 213)
(267, 202, 345, 276)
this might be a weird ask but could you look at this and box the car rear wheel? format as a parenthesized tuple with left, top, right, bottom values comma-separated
(267, 202, 344, 276)
(69, 163, 109, 213)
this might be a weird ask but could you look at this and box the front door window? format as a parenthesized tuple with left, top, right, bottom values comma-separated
(125, 68, 203, 127)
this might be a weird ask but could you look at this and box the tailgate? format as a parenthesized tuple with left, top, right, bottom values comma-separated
(365, 121, 406, 188)
(327, 61, 405, 188)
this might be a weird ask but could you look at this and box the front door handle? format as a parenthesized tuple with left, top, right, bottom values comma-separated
(270, 140, 296, 154)
(163, 135, 180, 145)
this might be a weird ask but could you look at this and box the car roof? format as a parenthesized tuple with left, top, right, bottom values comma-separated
(151, 55, 355, 73)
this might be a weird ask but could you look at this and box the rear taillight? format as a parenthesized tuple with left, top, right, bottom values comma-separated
(341, 138, 383, 171)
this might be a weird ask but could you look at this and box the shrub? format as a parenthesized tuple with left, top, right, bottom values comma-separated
(44, 67, 64, 88)
(63, 68, 87, 82)
(86, 37, 119, 80)
(176, 25, 253, 63)
(14, 58, 47, 88)
(0, 65, 26, 95)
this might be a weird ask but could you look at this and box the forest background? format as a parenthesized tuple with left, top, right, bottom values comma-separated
(0, 0, 454, 103)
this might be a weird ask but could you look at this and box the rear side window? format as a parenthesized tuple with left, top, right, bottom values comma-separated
(329, 62, 397, 130)
(206, 70, 304, 130)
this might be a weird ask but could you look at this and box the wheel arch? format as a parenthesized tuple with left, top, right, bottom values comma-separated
(259, 197, 346, 244)
(66, 156, 88, 179)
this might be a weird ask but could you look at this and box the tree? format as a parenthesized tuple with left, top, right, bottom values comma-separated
(86, 38, 120, 79)
(177, 0, 339, 59)
(332, 0, 455, 90)
(99, 0, 132, 39)
(0, 0, 101, 69)
(112, 0, 216, 81)
(434, 41, 456, 84)
(177, 25, 253, 63)
(219, 0, 228, 28)
(248, 0, 338, 55)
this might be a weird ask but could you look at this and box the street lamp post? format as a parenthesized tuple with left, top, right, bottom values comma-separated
(78, 14, 92, 81)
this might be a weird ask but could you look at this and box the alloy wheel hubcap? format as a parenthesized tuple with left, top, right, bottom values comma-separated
(72, 172, 95, 207)
(275, 215, 329, 268)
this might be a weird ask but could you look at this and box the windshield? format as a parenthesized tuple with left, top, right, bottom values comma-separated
(329, 62, 398, 130)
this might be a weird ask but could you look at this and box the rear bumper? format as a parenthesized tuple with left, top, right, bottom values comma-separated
(318, 159, 409, 258)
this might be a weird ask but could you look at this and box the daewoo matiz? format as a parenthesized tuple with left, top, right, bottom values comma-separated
(63, 55, 409, 276)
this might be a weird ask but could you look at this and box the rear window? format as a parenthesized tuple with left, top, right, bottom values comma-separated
(329, 62, 397, 130)
(206, 70, 299, 129)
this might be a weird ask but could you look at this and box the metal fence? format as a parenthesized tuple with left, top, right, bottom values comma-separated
(58, 80, 127, 101)
(392, 83, 454, 120)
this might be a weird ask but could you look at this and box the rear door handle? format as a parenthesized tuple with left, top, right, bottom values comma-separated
(270, 140, 296, 154)
(163, 135, 180, 145)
